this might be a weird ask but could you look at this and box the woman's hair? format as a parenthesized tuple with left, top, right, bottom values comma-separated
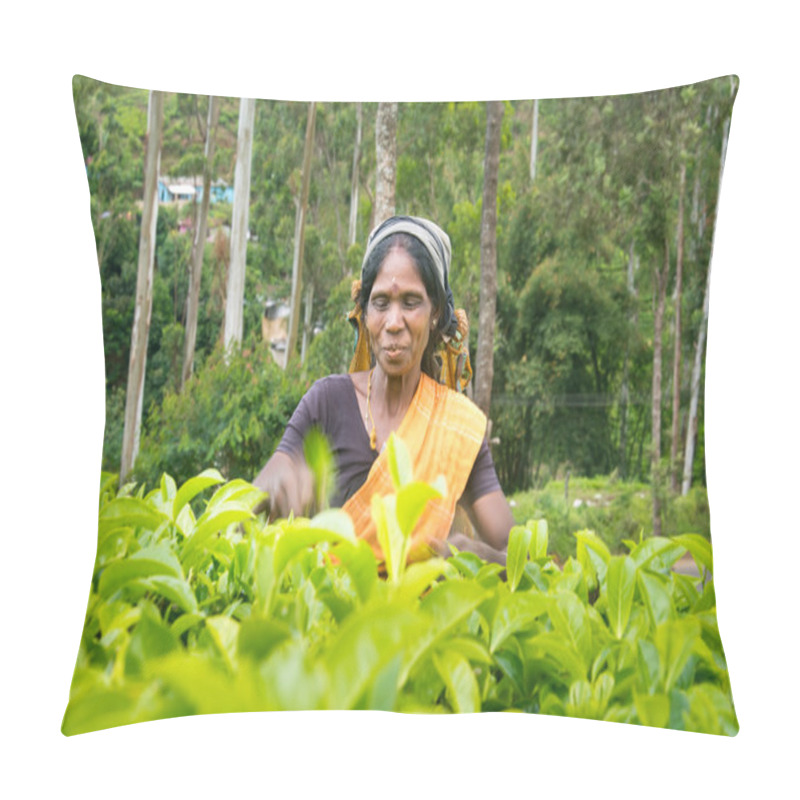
(359, 232, 454, 380)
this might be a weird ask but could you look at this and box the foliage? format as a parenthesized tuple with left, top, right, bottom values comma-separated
(73, 77, 736, 500)
(509, 475, 710, 563)
(133, 343, 307, 488)
(64, 444, 736, 736)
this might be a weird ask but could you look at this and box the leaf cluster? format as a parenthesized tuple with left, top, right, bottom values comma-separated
(64, 446, 736, 736)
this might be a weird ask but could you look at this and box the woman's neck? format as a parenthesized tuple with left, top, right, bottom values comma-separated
(373, 364, 422, 419)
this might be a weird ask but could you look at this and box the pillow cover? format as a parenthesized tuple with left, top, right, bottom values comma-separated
(63, 75, 738, 736)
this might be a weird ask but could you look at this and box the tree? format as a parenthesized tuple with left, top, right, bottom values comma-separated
(530, 99, 539, 182)
(669, 160, 687, 491)
(474, 101, 504, 417)
(374, 102, 397, 225)
(181, 95, 221, 389)
(120, 89, 165, 483)
(286, 101, 317, 363)
(349, 102, 363, 246)
(224, 97, 256, 351)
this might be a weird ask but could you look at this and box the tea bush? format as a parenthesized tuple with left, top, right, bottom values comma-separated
(63, 438, 736, 736)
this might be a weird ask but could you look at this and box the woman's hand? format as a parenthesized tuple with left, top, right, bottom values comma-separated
(253, 451, 315, 521)
(432, 532, 507, 566)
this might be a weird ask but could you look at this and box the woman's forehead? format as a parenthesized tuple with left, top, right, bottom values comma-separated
(372, 248, 427, 293)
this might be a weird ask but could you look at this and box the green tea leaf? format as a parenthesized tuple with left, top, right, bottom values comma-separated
(62, 684, 141, 736)
(520, 632, 586, 685)
(386, 433, 413, 489)
(605, 555, 636, 639)
(490, 588, 548, 653)
(439, 636, 493, 666)
(548, 591, 593, 667)
(205, 615, 239, 672)
(634, 691, 670, 728)
(181, 506, 254, 565)
(575, 530, 610, 588)
(172, 469, 225, 520)
(393, 558, 448, 604)
(655, 618, 701, 692)
(330, 540, 378, 604)
(434, 650, 481, 713)
(671, 533, 713, 575)
(637, 638, 660, 693)
(306, 509, 357, 543)
(395, 481, 443, 539)
(506, 525, 532, 592)
(171, 613, 205, 638)
(98, 546, 183, 599)
(125, 603, 179, 676)
(98, 497, 170, 536)
(629, 536, 685, 572)
(303, 427, 337, 511)
(530, 518, 549, 560)
(136, 575, 198, 614)
(637, 570, 674, 628)
(324, 604, 423, 709)
(237, 618, 291, 662)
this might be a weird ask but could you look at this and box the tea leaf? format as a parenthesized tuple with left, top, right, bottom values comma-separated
(386, 433, 413, 489)
(671, 533, 713, 575)
(506, 525, 532, 592)
(606, 555, 636, 639)
(172, 469, 225, 519)
(98, 545, 183, 599)
(303, 428, 337, 511)
(434, 650, 481, 713)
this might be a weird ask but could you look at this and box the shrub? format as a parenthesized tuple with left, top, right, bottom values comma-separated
(134, 343, 307, 488)
(63, 448, 736, 736)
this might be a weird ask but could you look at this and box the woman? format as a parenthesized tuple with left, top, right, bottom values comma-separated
(254, 216, 514, 565)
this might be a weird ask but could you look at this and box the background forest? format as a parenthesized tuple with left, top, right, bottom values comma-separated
(73, 75, 736, 543)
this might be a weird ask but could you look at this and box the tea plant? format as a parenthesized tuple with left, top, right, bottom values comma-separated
(63, 437, 737, 735)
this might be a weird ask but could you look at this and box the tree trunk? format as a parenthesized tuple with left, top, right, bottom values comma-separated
(120, 90, 164, 483)
(651, 239, 669, 536)
(475, 101, 504, 417)
(683, 114, 731, 495)
(224, 97, 256, 352)
(670, 161, 687, 491)
(300, 281, 314, 365)
(286, 101, 317, 363)
(349, 102, 362, 246)
(374, 102, 397, 225)
(181, 95, 220, 389)
(530, 99, 539, 182)
(619, 239, 637, 478)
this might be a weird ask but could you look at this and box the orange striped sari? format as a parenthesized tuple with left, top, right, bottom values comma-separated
(342, 372, 486, 563)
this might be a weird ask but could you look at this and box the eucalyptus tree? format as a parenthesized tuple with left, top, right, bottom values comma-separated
(475, 101, 504, 418)
(223, 96, 256, 351)
(286, 101, 317, 363)
(120, 89, 164, 483)
(374, 102, 397, 225)
(181, 95, 221, 389)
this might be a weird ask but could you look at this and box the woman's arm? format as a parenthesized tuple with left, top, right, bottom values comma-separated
(432, 489, 514, 565)
(253, 451, 314, 521)
(470, 489, 515, 551)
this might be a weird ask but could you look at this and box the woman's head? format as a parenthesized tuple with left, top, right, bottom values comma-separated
(359, 217, 456, 379)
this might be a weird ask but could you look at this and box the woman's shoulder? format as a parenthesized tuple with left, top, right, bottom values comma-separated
(307, 373, 358, 402)
(427, 374, 485, 416)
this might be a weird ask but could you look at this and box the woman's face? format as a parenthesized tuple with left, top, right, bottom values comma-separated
(366, 246, 435, 378)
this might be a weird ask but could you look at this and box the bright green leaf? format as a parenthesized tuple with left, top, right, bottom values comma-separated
(605, 555, 636, 638)
(506, 525, 532, 592)
(434, 650, 481, 713)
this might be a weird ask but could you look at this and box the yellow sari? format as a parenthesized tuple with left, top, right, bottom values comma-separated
(342, 372, 486, 563)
